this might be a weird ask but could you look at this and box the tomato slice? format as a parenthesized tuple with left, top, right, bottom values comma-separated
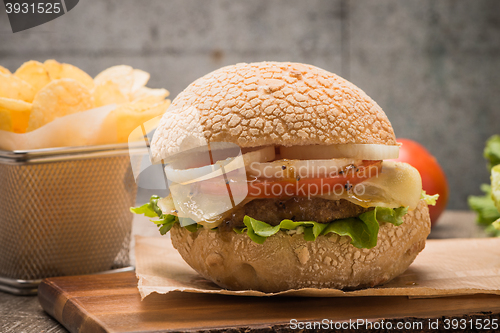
(247, 160, 382, 198)
(194, 160, 382, 199)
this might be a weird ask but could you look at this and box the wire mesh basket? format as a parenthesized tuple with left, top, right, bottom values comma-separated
(0, 144, 144, 294)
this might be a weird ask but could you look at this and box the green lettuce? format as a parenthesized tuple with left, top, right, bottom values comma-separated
(237, 206, 408, 249)
(421, 190, 439, 206)
(130, 195, 179, 235)
(484, 135, 500, 171)
(468, 184, 500, 226)
(493, 219, 500, 231)
(131, 196, 408, 249)
(468, 135, 500, 236)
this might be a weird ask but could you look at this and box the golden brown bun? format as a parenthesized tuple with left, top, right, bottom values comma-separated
(170, 200, 431, 292)
(151, 62, 396, 163)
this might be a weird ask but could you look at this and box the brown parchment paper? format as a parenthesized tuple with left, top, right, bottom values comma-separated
(135, 235, 500, 299)
(0, 104, 117, 151)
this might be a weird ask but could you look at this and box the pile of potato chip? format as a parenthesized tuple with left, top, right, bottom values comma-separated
(0, 60, 170, 143)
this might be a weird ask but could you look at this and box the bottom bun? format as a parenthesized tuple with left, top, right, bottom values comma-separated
(170, 200, 431, 293)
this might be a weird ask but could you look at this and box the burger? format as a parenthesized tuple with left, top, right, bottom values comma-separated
(132, 62, 437, 292)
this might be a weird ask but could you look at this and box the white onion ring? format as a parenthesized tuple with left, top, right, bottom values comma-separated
(242, 146, 275, 165)
(280, 144, 399, 160)
(164, 146, 275, 184)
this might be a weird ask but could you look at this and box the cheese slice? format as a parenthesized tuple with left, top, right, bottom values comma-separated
(320, 161, 422, 210)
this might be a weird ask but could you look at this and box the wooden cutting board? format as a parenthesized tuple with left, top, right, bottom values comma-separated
(38, 271, 500, 333)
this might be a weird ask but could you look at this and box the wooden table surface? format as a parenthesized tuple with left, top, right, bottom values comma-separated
(0, 210, 487, 333)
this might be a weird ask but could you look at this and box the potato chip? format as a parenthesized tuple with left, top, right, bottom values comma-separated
(0, 97, 32, 133)
(44, 59, 94, 90)
(93, 80, 129, 107)
(14, 60, 51, 94)
(0, 65, 11, 75)
(0, 72, 36, 102)
(132, 87, 169, 104)
(27, 78, 93, 131)
(113, 100, 170, 142)
(132, 69, 150, 92)
(0, 107, 10, 132)
(94, 65, 135, 97)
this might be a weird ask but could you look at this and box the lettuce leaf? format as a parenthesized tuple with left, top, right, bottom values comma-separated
(421, 190, 439, 206)
(468, 184, 500, 226)
(243, 216, 329, 244)
(375, 206, 409, 226)
(237, 206, 408, 249)
(491, 165, 500, 213)
(130, 195, 179, 235)
(131, 196, 409, 249)
(468, 135, 500, 237)
(493, 219, 500, 231)
(322, 217, 376, 248)
(484, 135, 500, 171)
(129, 202, 158, 218)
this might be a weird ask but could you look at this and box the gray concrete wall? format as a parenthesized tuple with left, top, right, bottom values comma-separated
(1, 0, 499, 209)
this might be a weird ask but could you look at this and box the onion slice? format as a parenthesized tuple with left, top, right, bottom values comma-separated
(164, 146, 275, 184)
(242, 146, 275, 165)
(280, 144, 399, 160)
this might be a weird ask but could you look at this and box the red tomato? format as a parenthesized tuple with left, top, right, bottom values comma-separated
(247, 160, 382, 198)
(391, 139, 449, 226)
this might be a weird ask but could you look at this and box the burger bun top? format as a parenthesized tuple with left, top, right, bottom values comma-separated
(151, 62, 396, 163)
